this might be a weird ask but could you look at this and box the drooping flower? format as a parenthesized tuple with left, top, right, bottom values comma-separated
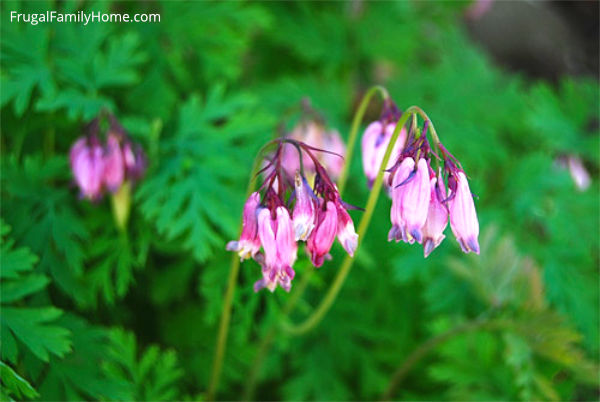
(226, 137, 359, 292)
(254, 207, 297, 292)
(69, 114, 147, 202)
(422, 171, 448, 257)
(335, 203, 358, 257)
(70, 136, 105, 201)
(292, 172, 316, 241)
(123, 141, 147, 181)
(398, 158, 431, 244)
(448, 171, 480, 254)
(388, 157, 415, 242)
(226, 192, 262, 260)
(103, 132, 125, 192)
(376, 111, 479, 257)
(307, 201, 338, 267)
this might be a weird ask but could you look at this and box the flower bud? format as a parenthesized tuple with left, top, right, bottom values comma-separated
(226, 192, 261, 260)
(388, 157, 415, 242)
(335, 203, 358, 257)
(422, 174, 448, 257)
(307, 201, 338, 267)
(448, 171, 480, 254)
(292, 173, 316, 241)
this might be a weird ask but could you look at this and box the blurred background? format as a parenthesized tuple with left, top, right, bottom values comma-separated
(1, 1, 598, 400)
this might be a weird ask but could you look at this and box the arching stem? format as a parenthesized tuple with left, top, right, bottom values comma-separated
(337, 85, 389, 194)
(281, 106, 420, 336)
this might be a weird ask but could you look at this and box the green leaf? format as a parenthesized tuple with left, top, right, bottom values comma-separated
(102, 329, 183, 401)
(136, 86, 274, 261)
(1, 307, 71, 362)
(0, 220, 38, 280)
(0, 361, 38, 400)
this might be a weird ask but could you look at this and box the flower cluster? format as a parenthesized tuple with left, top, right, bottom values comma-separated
(69, 115, 146, 201)
(362, 107, 480, 257)
(227, 140, 358, 292)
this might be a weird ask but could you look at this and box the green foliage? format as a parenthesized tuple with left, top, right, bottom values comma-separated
(136, 86, 274, 262)
(1, 0, 598, 401)
(103, 329, 183, 401)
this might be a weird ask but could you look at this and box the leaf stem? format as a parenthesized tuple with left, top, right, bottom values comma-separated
(337, 85, 389, 194)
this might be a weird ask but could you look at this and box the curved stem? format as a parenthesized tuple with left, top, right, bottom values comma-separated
(381, 317, 510, 400)
(282, 108, 416, 336)
(409, 106, 441, 149)
(337, 85, 389, 194)
(206, 142, 277, 401)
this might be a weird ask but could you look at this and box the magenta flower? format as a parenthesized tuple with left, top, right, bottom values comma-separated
(103, 133, 125, 192)
(399, 158, 431, 244)
(227, 138, 359, 292)
(307, 201, 338, 267)
(226, 192, 262, 260)
(388, 157, 414, 242)
(123, 141, 147, 181)
(336, 203, 358, 257)
(361, 121, 406, 188)
(378, 114, 479, 257)
(448, 171, 480, 254)
(69, 114, 147, 202)
(255, 207, 297, 292)
(70, 136, 105, 201)
(422, 172, 448, 257)
(292, 172, 316, 241)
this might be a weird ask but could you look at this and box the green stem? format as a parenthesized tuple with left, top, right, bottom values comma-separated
(242, 265, 314, 400)
(206, 143, 277, 401)
(409, 106, 441, 149)
(337, 85, 389, 195)
(281, 107, 418, 336)
(381, 317, 510, 400)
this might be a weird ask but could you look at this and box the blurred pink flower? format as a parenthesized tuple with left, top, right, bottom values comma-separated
(70, 136, 105, 201)
(361, 121, 406, 188)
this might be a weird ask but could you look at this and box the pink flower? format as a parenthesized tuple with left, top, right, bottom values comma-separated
(307, 201, 338, 267)
(361, 121, 406, 188)
(448, 171, 479, 254)
(226, 192, 262, 260)
(422, 173, 448, 257)
(389, 158, 430, 244)
(292, 172, 316, 241)
(70, 136, 105, 201)
(567, 156, 591, 191)
(123, 141, 147, 181)
(388, 157, 415, 242)
(280, 121, 345, 181)
(336, 204, 358, 257)
(402, 158, 430, 243)
(103, 133, 125, 192)
(320, 129, 346, 180)
(255, 207, 298, 292)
